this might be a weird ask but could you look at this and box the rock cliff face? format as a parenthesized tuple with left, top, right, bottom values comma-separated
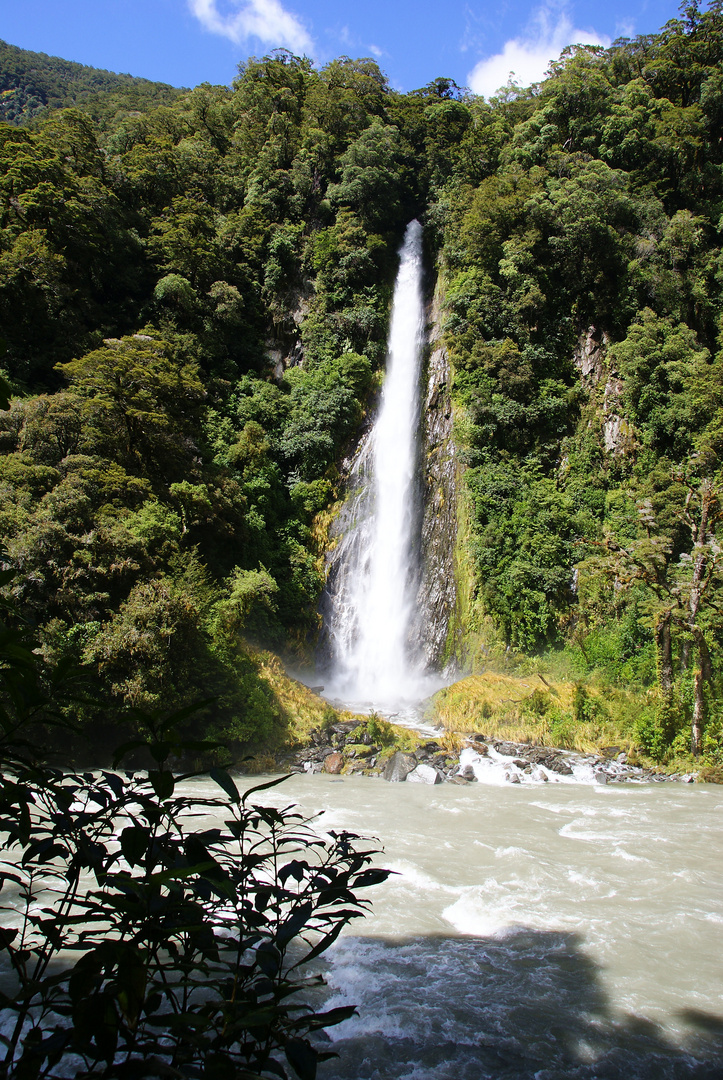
(573, 325, 633, 456)
(411, 282, 460, 671)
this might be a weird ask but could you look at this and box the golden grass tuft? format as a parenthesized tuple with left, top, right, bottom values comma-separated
(430, 670, 638, 754)
(249, 648, 361, 745)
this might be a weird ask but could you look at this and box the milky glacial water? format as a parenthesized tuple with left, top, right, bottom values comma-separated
(235, 773, 723, 1079)
(322, 221, 438, 712)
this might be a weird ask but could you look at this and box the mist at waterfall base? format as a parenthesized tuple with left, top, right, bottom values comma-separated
(316, 221, 449, 718)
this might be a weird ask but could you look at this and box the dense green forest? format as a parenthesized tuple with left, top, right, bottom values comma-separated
(0, 39, 183, 126)
(2, 1, 723, 766)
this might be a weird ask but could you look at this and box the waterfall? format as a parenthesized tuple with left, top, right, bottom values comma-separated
(320, 220, 430, 711)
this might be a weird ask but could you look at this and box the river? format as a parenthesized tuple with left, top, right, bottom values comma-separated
(236, 772, 723, 1079)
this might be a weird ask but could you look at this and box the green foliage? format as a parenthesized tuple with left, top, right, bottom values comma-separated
(366, 712, 396, 746)
(213, 565, 279, 641)
(0, 647, 390, 1079)
(634, 702, 682, 762)
(609, 308, 712, 455)
(0, 38, 183, 127)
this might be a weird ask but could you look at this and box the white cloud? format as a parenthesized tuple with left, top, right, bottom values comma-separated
(189, 0, 314, 54)
(467, 6, 610, 98)
(615, 19, 635, 38)
(368, 44, 384, 58)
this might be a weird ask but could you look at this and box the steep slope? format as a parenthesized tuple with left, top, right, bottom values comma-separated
(0, 39, 183, 126)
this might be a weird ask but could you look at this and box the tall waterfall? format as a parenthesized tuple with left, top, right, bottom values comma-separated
(320, 220, 428, 710)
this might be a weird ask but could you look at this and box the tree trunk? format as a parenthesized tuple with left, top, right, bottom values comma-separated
(654, 609, 673, 698)
(680, 636, 691, 672)
(691, 626, 712, 757)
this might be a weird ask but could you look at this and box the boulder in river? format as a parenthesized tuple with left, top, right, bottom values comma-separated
(323, 752, 344, 774)
(468, 740, 489, 756)
(383, 751, 417, 783)
(406, 763, 443, 785)
(546, 757, 574, 777)
(495, 741, 520, 757)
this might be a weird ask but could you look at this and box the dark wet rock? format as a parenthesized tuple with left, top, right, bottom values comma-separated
(594, 771, 609, 785)
(507, 773, 521, 784)
(305, 746, 333, 762)
(460, 765, 477, 782)
(413, 299, 459, 670)
(468, 741, 489, 756)
(449, 775, 470, 785)
(512, 759, 528, 769)
(407, 763, 443, 785)
(524, 748, 555, 766)
(332, 721, 361, 735)
(495, 741, 520, 757)
(424, 741, 442, 752)
(547, 758, 574, 777)
(383, 751, 418, 783)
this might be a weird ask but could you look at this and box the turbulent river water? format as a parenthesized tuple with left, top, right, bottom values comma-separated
(225, 773, 723, 1080)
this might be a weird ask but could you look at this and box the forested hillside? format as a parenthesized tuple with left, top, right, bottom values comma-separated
(1, 1, 723, 766)
(0, 39, 183, 126)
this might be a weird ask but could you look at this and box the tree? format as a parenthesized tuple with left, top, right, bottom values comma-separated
(57, 334, 205, 474)
(582, 470, 723, 755)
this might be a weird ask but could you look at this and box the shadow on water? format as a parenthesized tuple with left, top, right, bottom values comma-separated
(316, 929, 723, 1079)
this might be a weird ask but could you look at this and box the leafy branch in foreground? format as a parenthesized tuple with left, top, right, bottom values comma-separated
(0, 659, 389, 1078)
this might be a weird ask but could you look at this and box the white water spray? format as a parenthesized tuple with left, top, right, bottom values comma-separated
(322, 220, 433, 710)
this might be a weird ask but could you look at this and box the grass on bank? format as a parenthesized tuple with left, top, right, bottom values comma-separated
(429, 670, 643, 756)
(429, 661, 723, 779)
(241, 648, 369, 770)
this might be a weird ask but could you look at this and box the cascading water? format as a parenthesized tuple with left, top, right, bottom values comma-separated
(320, 220, 435, 712)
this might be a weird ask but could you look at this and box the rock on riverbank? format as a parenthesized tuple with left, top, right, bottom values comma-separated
(275, 721, 696, 786)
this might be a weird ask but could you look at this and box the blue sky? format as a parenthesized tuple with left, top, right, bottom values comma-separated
(1, 0, 683, 98)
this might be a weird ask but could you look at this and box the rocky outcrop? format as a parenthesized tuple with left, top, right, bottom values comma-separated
(265, 290, 312, 379)
(573, 325, 634, 457)
(574, 326, 609, 388)
(412, 281, 459, 671)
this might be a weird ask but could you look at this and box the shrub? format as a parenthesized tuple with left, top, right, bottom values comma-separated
(0, 715, 389, 1079)
(0, 597, 390, 1079)
(366, 712, 396, 746)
